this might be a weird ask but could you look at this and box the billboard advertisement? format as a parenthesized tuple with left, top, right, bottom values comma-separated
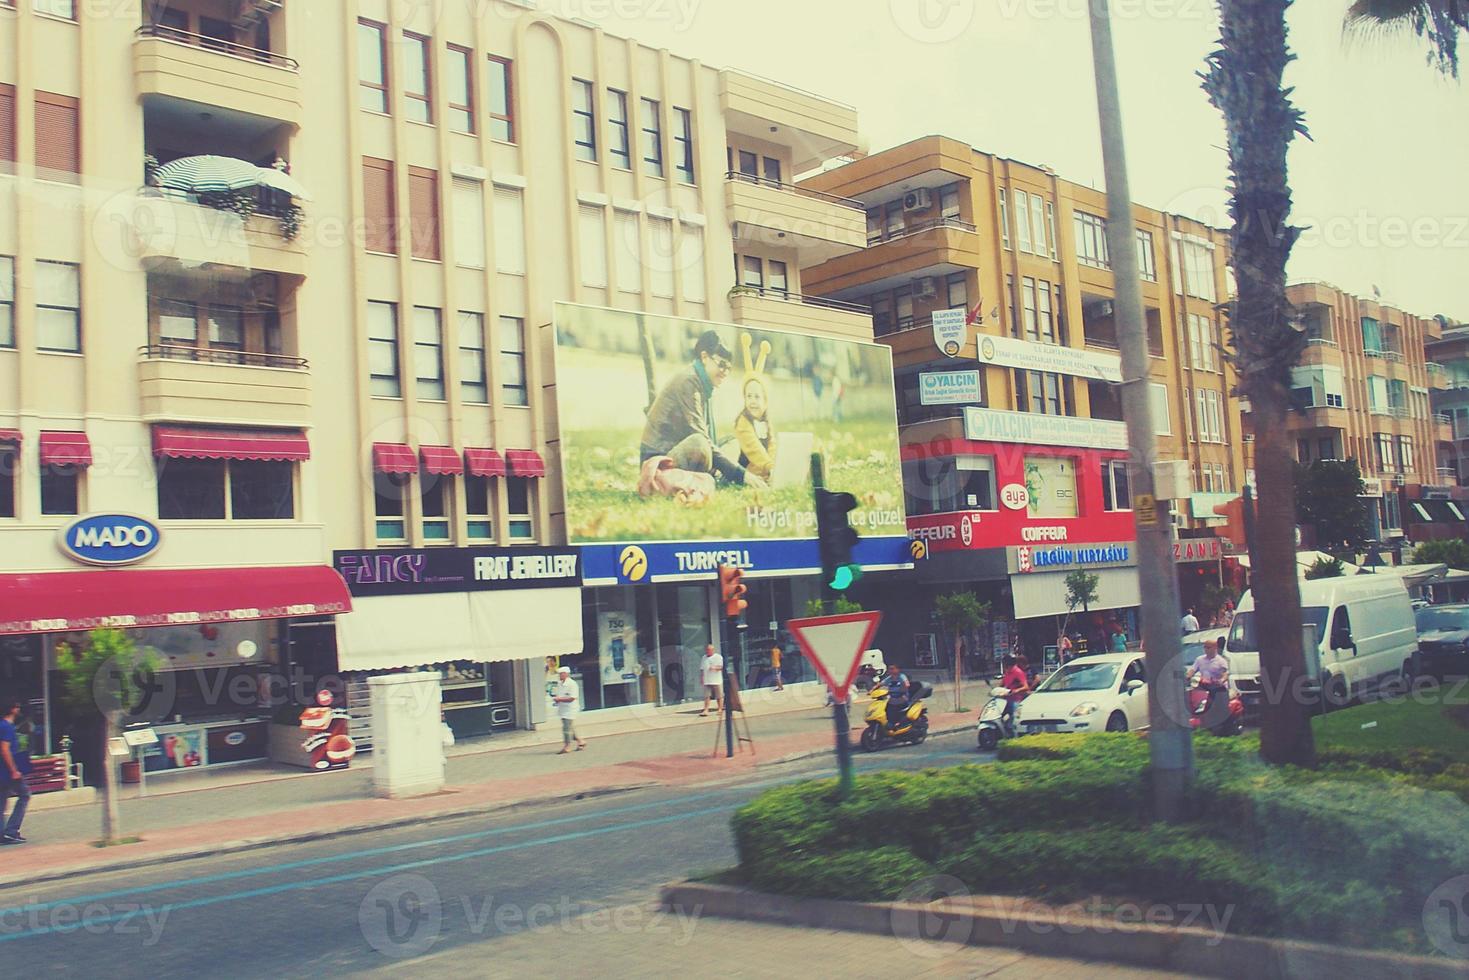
(553, 303, 907, 546)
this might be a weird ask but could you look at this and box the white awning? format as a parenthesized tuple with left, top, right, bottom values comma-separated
(1010, 567, 1141, 620)
(336, 589, 583, 672)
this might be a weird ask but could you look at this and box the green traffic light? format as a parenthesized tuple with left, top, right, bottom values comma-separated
(828, 564, 860, 591)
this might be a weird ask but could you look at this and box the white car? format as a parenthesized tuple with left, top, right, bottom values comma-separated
(1015, 652, 1150, 735)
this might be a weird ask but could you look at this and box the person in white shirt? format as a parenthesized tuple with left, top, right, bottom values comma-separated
(699, 644, 725, 717)
(1180, 608, 1200, 634)
(551, 666, 586, 754)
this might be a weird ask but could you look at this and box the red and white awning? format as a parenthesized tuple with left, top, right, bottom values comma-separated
(154, 426, 310, 461)
(504, 449, 546, 478)
(464, 448, 506, 478)
(39, 431, 93, 467)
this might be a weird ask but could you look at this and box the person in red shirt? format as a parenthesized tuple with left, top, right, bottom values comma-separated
(999, 655, 1031, 733)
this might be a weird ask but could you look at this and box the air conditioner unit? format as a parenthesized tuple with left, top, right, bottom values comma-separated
(912, 277, 938, 301)
(902, 189, 932, 212)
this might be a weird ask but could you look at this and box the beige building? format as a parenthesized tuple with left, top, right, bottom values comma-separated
(0, 0, 867, 760)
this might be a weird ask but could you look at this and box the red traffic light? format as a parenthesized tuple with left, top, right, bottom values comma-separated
(719, 564, 748, 619)
(1213, 496, 1248, 551)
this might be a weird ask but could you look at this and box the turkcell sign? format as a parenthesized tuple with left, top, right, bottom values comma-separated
(918, 370, 982, 406)
(59, 514, 162, 566)
(964, 406, 1128, 451)
(581, 537, 915, 586)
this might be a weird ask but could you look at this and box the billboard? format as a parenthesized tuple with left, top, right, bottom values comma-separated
(553, 303, 907, 545)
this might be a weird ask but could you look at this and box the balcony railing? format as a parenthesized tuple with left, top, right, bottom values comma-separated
(868, 215, 978, 246)
(1427, 362, 1446, 374)
(1438, 467, 1457, 480)
(1436, 412, 1453, 425)
(1389, 406, 1414, 419)
(1305, 337, 1338, 348)
(1383, 350, 1404, 363)
(136, 24, 298, 71)
(141, 343, 308, 370)
(725, 171, 864, 211)
(729, 286, 870, 315)
(1364, 348, 1385, 359)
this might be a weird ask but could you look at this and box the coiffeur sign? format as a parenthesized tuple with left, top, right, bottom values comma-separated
(907, 512, 984, 553)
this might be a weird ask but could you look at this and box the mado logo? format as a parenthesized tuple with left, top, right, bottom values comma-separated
(58, 514, 163, 566)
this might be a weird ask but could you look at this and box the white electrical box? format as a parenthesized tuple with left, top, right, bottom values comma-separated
(1152, 460, 1193, 501)
(369, 673, 445, 799)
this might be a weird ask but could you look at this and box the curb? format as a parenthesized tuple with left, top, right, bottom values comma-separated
(763, 720, 974, 767)
(0, 781, 656, 891)
(660, 882, 1463, 980)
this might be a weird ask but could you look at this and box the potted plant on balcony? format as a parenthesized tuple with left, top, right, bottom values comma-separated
(728, 284, 760, 301)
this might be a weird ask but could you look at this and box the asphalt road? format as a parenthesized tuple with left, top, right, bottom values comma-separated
(0, 732, 986, 978)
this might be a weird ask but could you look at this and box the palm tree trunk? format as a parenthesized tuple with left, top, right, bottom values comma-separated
(1204, 0, 1316, 767)
(100, 716, 121, 844)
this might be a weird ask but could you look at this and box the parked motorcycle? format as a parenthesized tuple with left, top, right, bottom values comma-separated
(1188, 680, 1245, 736)
(976, 686, 1015, 751)
(860, 680, 932, 751)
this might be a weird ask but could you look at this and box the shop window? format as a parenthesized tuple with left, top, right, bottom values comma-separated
(357, 20, 389, 113)
(955, 455, 996, 510)
(420, 470, 450, 541)
(486, 56, 514, 142)
(1024, 456, 1078, 518)
(446, 44, 475, 134)
(40, 464, 79, 516)
(0, 445, 14, 518)
(607, 89, 631, 170)
(507, 476, 534, 540)
(157, 458, 294, 521)
(465, 474, 493, 540)
(374, 471, 408, 541)
(500, 316, 528, 407)
(230, 461, 294, 519)
(1103, 460, 1132, 512)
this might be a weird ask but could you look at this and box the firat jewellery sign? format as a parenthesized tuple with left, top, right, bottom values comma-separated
(976, 335, 1123, 383)
(964, 407, 1128, 451)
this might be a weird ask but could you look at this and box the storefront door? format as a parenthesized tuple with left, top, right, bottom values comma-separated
(653, 584, 715, 706)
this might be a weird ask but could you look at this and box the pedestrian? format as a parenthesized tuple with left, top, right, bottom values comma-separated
(699, 644, 724, 717)
(551, 667, 586, 754)
(1109, 623, 1128, 653)
(1181, 607, 1200, 634)
(770, 644, 784, 692)
(0, 698, 30, 845)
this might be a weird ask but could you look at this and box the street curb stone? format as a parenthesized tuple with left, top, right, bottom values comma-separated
(660, 882, 1464, 980)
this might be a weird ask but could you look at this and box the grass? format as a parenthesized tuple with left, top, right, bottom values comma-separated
(1312, 691, 1469, 764)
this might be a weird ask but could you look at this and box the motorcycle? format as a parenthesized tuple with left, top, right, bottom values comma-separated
(1188, 679, 1245, 736)
(976, 686, 1016, 751)
(860, 680, 932, 751)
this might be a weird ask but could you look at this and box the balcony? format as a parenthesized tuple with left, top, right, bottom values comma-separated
(726, 173, 867, 265)
(718, 70, 858, 173)
(134, 25, 301, 128)
(138, 345, 311, 429)
(129, 195, 305, 279)
(803, 216, 981, 299)
(1292, 404, 1352, 431)
(727, 287, 872, 343)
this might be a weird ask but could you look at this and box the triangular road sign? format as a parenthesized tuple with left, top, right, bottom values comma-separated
(787, 611, 882, 702)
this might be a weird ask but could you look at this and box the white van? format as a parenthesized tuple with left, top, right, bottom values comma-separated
(1227, 575, 1419, 710)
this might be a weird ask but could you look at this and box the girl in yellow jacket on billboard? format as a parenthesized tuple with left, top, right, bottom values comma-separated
(734, 335, 776, 481)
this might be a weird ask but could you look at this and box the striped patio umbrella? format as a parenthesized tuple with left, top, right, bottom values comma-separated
(151, 155, 267, 195)
(251, 165, 312, 201)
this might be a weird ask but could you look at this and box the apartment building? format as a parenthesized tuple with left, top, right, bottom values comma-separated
(0, 0, 881, 766)
(800, 136, 1242, 664)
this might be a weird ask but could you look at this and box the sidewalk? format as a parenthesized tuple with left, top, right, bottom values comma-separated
(0, 698, 978, 889)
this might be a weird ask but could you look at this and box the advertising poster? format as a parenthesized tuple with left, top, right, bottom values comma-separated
(144, 728, 203, 772)
(554, 303, 906, 544)
(1024, 456, 1078, 519)
(598, 609, 641, 686)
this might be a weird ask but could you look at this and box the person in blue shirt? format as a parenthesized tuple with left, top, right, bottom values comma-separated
(0, 698, 30, 845)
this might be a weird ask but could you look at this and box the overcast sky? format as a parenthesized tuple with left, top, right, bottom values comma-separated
(573, 0, 1469, 319)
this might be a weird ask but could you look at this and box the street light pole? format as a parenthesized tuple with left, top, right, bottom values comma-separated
(1086, 0, 1194, 819)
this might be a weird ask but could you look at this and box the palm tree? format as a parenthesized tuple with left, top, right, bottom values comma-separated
(1344, 1, 1466, 77)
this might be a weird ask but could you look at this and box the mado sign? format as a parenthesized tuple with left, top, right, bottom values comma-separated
(58, 514, 162, 566)
(919, 370, 982, 406)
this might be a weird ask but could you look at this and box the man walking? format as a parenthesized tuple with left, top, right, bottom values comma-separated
(770, 644, 784, 692)
(699, 644, 724, 717)
(0, 699, 30, 844)
(1180, 607, 1200, 634)
(551, 667, 586, 754)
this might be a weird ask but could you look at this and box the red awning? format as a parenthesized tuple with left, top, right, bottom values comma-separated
(0, 429, 19, 444)
(373, 442, 417, 474)
(0, 566, 352, 636)
(420, 445, 464, 475)
(464, 448, 506, 478)
(154, 426, 310, 462)
(39, 431, 93, 467)
(505, 449, 546, 478)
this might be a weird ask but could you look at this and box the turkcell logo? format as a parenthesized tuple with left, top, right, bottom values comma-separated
(58, 514, 163, 566)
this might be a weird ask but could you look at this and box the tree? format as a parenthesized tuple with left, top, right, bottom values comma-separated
(1295, 459, 1372, 557)
(1411, 537, 1469, 568)
(1345, 0, 1467, 77)
(55, 629, 160, 846)
(935, 591, 991, 711)
(1064, 570, 1100, 617)
(1304, 556, 1346, 579)
(1202, 0, 1317, 767)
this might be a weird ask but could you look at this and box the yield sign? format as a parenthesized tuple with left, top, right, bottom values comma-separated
(786, 611, 882, 702)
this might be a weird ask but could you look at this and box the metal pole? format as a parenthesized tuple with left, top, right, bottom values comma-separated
(812, 451, 854, 798)
(720, 612, 734, 759)
(1086, 0, 1194, 819)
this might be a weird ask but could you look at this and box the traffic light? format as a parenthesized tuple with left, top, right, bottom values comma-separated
(719, 564, 748, 619)
(816, 488, 862, 592)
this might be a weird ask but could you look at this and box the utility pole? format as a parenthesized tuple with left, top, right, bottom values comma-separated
(811, 451, 854, 798)
(1086, 0, 1194, 818)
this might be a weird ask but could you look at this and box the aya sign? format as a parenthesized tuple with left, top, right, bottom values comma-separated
(786, 611, 883, 702)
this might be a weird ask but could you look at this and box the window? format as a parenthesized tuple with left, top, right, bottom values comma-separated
(762, 157, 781, 183)
(901, 455, 996, 515)
(1025, 456, 1078, 518)
(362, 157, 397, 254)
(35, 92, 79, 183)
(0, 444, 12, 518)
(1013, 190, 1032, 253)
(865, 209, 882, 246)
(420, 470, 450, 541)
(374, 472, 408, 541)
(885, 201, 904, 239)
(446, 44, 475, 134)
(414, 307, 444, 401)
(954, 455, 996, 509)
(452, 178, 485, 268)
(36, 260, 80, 352)
(737, 150, 758, 178)
(1103, 460, 1132, 511)
(1018, 371, 1067, 417)
(493, 187, 526, 274)
(1195, 389, 1225, 443)
(998, 189, 1011, 249)
(458, 311, 487, 404)
(871, 294, 894, 336)
(648, 218, 674, 297)
(1021, 278, 1038, 341)
(486, 56, 514, 142)
(465, 475, 493, 539)
(1319, 436, 1336, 460)
(1383, 493, 1402, 531)
(507, 476, 534, 540)
(571, 78, 598, 160)
(208, 305, 243, 362)
(1361, 316, 1383, 354)
(408, 167, 440, 261)
(500, 316, 527, 407)
(158, 298, 197, 345)
(0, 84, 15, 172)
(40, 461, 78, 516)
(1030, 195, 1047, 257)
(579, 205, 608, 287)
(34, 0, 75, 18)
(1150, 383, 1171, 435)
(1398, 436, 1415, 472)
(0, 256, 13, 348)
(673, 108, 695, 184)
(945, 272, 967, 311)
(614, 211, 641, 293)
(1036, 282, 1054, 343)
(739, 254, 763, 289)
(895, 285, 914, 330)
(1376, 433, 1395, 471)
(1188, 314, 1218, 372)
(606, 89, 631, 169)
(1045, 201, 1058, 259)
(640, 98, 663, 178)
(1075, 212, 1108, 268)
(940, 184, 961, 219)
(682, 224, 706, 303)
(367, 301, 401, 398)
(357, 20, 389, 113)
(1178, 236, 1217, 301)
(158, 458, 294, 520)
(401, 31, 433, 123)
(767, 260, 788, 296)
(1136, 231, 1157, 281)
(1368, 375, 1388, 410)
